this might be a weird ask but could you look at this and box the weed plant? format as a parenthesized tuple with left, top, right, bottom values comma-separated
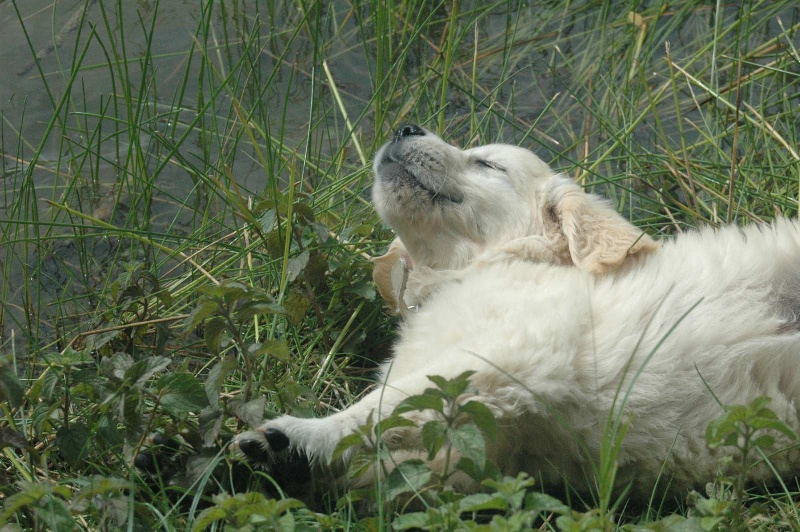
(0, 0, 799, 529)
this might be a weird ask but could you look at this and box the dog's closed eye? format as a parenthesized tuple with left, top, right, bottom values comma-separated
(474, 159, 506, 173)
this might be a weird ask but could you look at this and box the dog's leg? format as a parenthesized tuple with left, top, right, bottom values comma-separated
(233, 366, 522, 482)
(235, 376, 431, 467)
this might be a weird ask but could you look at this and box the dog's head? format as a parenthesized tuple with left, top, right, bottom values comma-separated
(372, 125, 657, 305)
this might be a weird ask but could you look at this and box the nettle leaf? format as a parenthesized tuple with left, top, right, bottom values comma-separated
(34, 497, 75, 531)
(391, 512, 429, 531)
(72, 476, 131, 501)
(385, 459, 432, 501)
(450, 423, 486, 470)
(395, 393, 445, 415)
(459, 400, 497, 441)
(283, 291, 310, 325)
(258, 208, 277, 234)
(286, 250, 310, 284)
(458, 492, 508, 513)
(153, 287, 172, 307)
(126, 356, 171, 387)
(375, 413, 416, 435)
(421, 420, 447, 459)
(749, 416, 796, 440)
(184, 299, 218, 331)
(203, 316, 228, 355)
(292, 201, 316, 224)
(525, 491, 569, 514)
(237, 299, 285, 322)
(232, 396, 267, 428)
(427, 371, 475, 399)
(158, 372, 208, 415)
(204, 356, 237, 406)
(85, 329, 121, 353)
(199, 406, 224, 447)
(751, 434, 777, 449)
(56, 423, 91, 468)
(249, 340, 291, 363)
(219, 280, 250, 305)
(43, 347, 94, 368)
(332, 431, 365, 461)
(309, 222, 330, 244)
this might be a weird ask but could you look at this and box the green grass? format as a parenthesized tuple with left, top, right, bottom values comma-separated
(1, 0, 799, 529)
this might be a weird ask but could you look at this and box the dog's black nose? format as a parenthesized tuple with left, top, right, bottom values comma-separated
(394, 124, 425, 142)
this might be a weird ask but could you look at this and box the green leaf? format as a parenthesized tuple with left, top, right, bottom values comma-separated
(199, 406, 224, 447)
(391, 512, 430, 531)
(237, 299, 285, 322)
(292, 201, 316, 224)
(346, 280, 376, 301)
(126, 356, 171, 387)
(100, 352, 133, 380)
(427, 371, 475, 399)
(395, 393, 445, 414)
(332, 431, 365, 461)
(375, 413, 415, 435)
(192, 505, 229, 532)
(283, 291, 310, 325)
(72, 476, 131, 501)
(751, 434, 776, 449)
(458, 492, 508, 513)
(459, 400, 498, 441)
(421, 420, 447, 459)
(450, 423, 486, 470)
(249, 340, 291, 362)
(385, 459, 432, 501)
(204, 355, 237, 406)
(42, 347, 94, 368)
(219, 280, 250, 305)
(184, 299, 218, 331)
(232, 396, 267, 428)
(524, 491, 569, 514)
(158, 372, 208, 415)
(286, 250, 310, 283)
(203, 316, 228, 355)
(55, 423, 91, 468)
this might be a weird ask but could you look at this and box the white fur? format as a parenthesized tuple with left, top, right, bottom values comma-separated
(236, 127, 800, 498)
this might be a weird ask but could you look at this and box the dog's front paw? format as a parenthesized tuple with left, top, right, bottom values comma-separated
(233, 426, 311, 486)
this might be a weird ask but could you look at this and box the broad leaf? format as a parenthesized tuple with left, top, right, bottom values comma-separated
(158, 372, 208, 415)
(385, 459, 432, 501)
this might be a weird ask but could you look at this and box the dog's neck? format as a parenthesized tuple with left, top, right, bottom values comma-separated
(399, 233, 481, 272)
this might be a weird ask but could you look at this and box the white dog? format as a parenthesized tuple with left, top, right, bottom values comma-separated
(236, 124, 800, 499)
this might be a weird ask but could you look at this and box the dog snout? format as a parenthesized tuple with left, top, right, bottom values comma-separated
(394, 123, 425, 142)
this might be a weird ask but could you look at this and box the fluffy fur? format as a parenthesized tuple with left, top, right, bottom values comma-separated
(235, 124, 800, 498)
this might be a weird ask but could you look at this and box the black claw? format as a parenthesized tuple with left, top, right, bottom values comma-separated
(133, 451, 158, 473)
(264, 428, 290, 451)
(238, 438, 273, 463)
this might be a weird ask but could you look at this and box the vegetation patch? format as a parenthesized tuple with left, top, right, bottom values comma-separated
(1, 0, 798, 529)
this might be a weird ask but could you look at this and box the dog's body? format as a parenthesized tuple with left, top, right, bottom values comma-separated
(236, 125, 800, 498)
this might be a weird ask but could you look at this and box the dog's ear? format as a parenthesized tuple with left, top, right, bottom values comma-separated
(547, 177, 658, 273)
(372, 238, 412, 310)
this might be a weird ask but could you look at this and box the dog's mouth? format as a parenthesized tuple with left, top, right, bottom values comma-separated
(378, 149, 463, 204)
